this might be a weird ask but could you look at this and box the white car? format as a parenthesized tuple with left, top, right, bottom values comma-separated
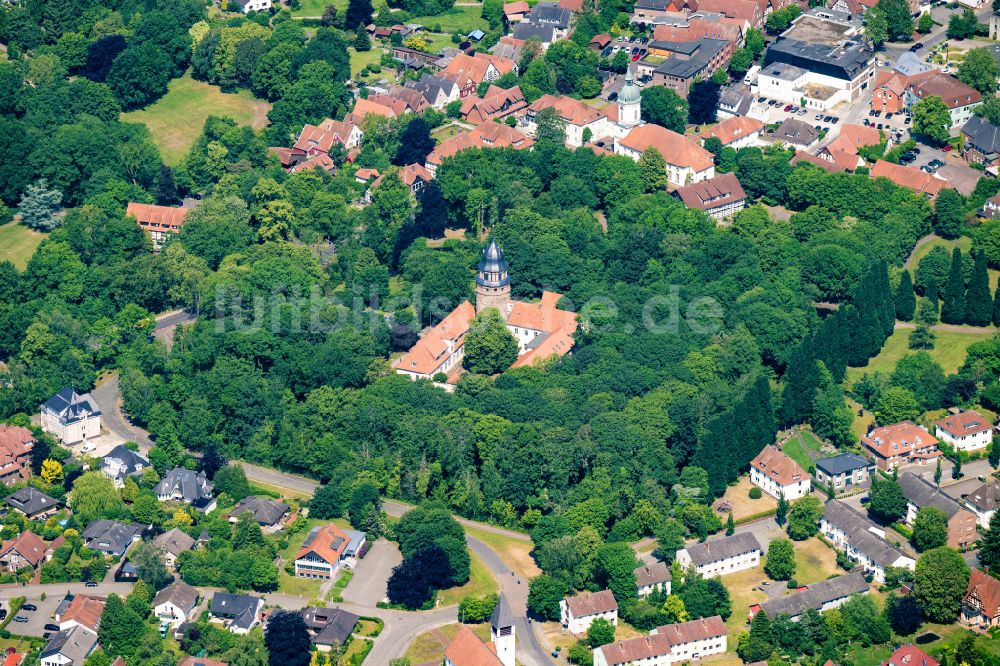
(80, 442, 96, 453)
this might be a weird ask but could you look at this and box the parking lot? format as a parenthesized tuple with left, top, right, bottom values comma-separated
(8, 594, 65, 638)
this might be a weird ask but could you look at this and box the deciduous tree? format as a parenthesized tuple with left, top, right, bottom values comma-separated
(913, 546, 970, 622)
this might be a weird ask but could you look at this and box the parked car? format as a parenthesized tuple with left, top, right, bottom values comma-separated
(831, 117, 839, 124)
(22, 604, 37, 612)
(85, 581, 98, 588)
(873, 110, 882, 117)
(885, 112, 893, 119)
(928, 158, 945, 168)
(911, 42, 923, 50)
(864, 119, 871, 126)
(869, 109, 876, 117)
(12, 616, 27, 623)
(631, 53, 640, 61)
(784, 104, 793, 112)
(44, 624, 60, 632)
(608, 92, 618, 101)
(910, 147, 921, 155)
(860, 495, 870, 504)
(942, 145, 953, 152)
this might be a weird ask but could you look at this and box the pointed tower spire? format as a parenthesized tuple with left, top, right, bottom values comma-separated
(475, 239, 511, 315)
(490, 594, 515, 666)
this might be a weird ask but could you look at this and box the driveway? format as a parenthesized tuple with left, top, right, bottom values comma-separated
(90, 373, 152, 452)
(342, 538, 400, 607)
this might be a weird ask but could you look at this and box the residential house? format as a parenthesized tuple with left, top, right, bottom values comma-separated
(209, 593, 264, 634)
(292, 118, 363, 162)
(4, 487, 58, 520)
(441, 53, 518, 97)
(100, 445, 148, 488)
(646, 38, 732, 97)
(593, 616, 727, 666)
(81, 520, 145, 558)
(560, 589, 618, 636)
(490, 36, 526, 63)
(963, 115, 1000, 170)
(674, 532, 763, 577)
(791, 150, 856, 173)
(295, 524, 349, 579)
(872, 51, 934, 113)
(444, 625, 504, 666)
(749, 444, 811, 500)
(965, 477, 1000, 528)
(301, 607, 360, 652)
(962, 568, 1000, 628)
(178, 659, 228, 666)
(503, 1, 530, 22)
(525, 1, 573, 39)
(756, 572, 869, 620)
(898, 472, 978, 550)
(40, 388, 101, 445)
(229, 496, 289, 531)
(674, 173, 747, 221)
(767, 118, 819, 150)
(814, 123, 881, 173)
(154, 580, 199, 628)
(870, 160, 948, 199)
(0, 425, 34, 486)
(589, 33, 613, 51)
(906, 72, 982, 128)
(985, 192, 1000, 219)
(395, 241, 578, 380)
(126, 203, 187, 250)
(0, 531, 60, 572)
(390, 46, 437, 69)
(385, 84, 430, 114)
(717, 83, 765, 121)
(821, 500, 916, 583)
(523, 94, 611, 147)
(700, 116, 764, 151)
(511, 23, 557, 48)
(934, 409, 993, 452)
(881, 645, 938, 666)
(289, 153, 338, 174)
(405, 74, 460, 109)
(698, 0, 763, 29)
(153, 527, 196, 569)
(40, 625, 98, 666)
(460, 85, 528, 125)
(425, 123, 533, 175)
(635, 562, 671, 598)
(650, 19, 743, 49)
(230, 0, 271, 12)
(58, 595, 105, 632)
(632, 0, 673, 23)
(154, 468, 216, 512)
(860, 420, 942, 470)
(615, 124, 715, 187)
(365, 163, 434, 203)
(814, 452, 875, 493)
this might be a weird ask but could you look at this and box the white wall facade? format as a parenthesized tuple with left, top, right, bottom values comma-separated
(650, 630, 727, 664)
(749, 467, 810, 501)
(638, 580, 671, 598)
(614, 141, 716, 187)
(936, 425, 992, 452)
(674, 547, 760, 578)
(41, 410, 100, 445)
(560, 601, 618, 637)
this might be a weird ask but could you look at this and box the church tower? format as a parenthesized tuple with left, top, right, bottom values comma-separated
(475, 239, 511, 315)
(490, 594, 516, 666)
(618, 68, 642, 128)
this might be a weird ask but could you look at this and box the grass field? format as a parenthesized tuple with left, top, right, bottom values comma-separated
(782, 430, 824, 471)
(411, 5, 488, 32)
(291, 0, 347, 16)
(350, 46, 387, 78)
(792, 536, 840, 585)
(464, 525, 541, 579)
(405, 622, 491, 663)
(123, 72, 271, 166)
(719, 477, 776, 521)
(278, 571, 323, 597)
(846, 328, 994, 384)
(909, 234, 1000, 292)
(0, 222, 46, 270)
(432, 122, 468, 142)
(721, 566, 767, 646)
(437, 549, 498, 606)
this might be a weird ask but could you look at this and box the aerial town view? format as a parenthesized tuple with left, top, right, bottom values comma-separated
(11, 0, 1000, 664)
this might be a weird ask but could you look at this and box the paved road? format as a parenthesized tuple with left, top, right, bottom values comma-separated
(91, 373, 153, 451)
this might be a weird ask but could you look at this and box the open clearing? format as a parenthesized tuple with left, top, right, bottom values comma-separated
(291, 0, 348, 16)
(719, 476, 776, 521)
(846, 327, 993, 384)
(436, 549, 498, 606)
(123, 72, 271, 166)
(0, 222, 46, 270)
(465, 525, 541, 579)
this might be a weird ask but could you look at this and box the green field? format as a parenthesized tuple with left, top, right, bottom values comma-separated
(291, 0, 348, 16)
(0, 222, 46, 270)
(782, 430, 823, 471)
(846, 328, 994, 384)
(910, 234, 1000, 292)
(123, 72, 271, 166)
(436, 549, 498, 606)
(411, 5, 488, 32)
(350, 46, 386, 78)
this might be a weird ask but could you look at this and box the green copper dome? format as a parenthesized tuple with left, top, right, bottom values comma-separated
(619, 69, 641, 105)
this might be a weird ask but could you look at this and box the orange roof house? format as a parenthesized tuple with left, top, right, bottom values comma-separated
(426, 123, 533, 173)
(444, 625, 504, 666)
(59, 595, 106, 632)
(293, 524, 349, 580)
(370, 163, 434, 193)
(750, 445, 809, 499)
(881, 645, 938, 666)
(700, 116, 764, 148)
(861, 421, 941, 471)
(0, 531, 50, 570)
(652, 19, 742, 45)
(0, 425, 33, 486)
(126, 203, 187, 249)
(504, 0, 530, 21)
(460, 85, 528, 125)
(870, 160, 948, 198)
(616, 124, 714, 186)
(963, 568, 1000, 628)
(442, 53, 518, 97)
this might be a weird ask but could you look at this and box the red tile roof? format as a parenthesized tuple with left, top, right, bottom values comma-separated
(126, 203, 187, 235)
(530, 94, 606, 127)
(61, 595, 105, 632)
(675, 172, 746, 211)
(655, 616, 727, 645)
(870, 160, 948, 198)
(427, 124, 533, 166)
(700, 116, 764, 146)
(935, 409, 993, 438)
(396, 301, 477, 376)
(882, 645, 938, 666)
(294, 524, 349, 566)
(0, 531, 47, 567)
(862, 421, 939, 459)
(444, 626, 502, 666)
(620, 124, 714, 172)
(371, 163, 434, 189)
(564, 589, 618, 617)
(966, 568, 1000, 619)
(751, 445, 807, 487)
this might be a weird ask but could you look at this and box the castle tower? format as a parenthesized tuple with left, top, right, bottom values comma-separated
(490, 594, 516, 666)
(618, 68, 642, 128)
(475, 239, 511, 315)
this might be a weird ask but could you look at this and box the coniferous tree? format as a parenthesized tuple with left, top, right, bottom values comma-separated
(345, 0, 373, 30)
(952, 454, 962, 480)
(726, 512, 734, 536)
(934, 458, 942, 485)
(993, 282, 1000, 326)
(740, 610, 776, 662)
(895, 270, 916, 321)
(981, 507, 1000, 573)
(990, 439, 1000, 468)
(966, 250, 992, 326)
(941, 248, 965, 324)
(780, 341, 820, 427)
(814, 311, 849, 383)
(927, 277, 940, 312)
(776, 493, 788, 526)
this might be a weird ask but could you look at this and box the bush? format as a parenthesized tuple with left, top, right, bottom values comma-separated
(749, 487, 762, 499)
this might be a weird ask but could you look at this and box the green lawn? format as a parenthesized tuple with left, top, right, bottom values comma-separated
(848, 624, 1000, 666)
(122, 72, 271, 166)
(0, 222, 46, 270)
(846, 328, 995, 384)
(411, 6, 488, 32)
(909, 234, 1000, 292)
(350, 46, 387, 78)
(415, 31, 457, 54)
(782, 430, 824, 471)
(432, 122, 467, 143)
(278, 571, 324, 597)
(792, 536, 840, 585)
(436, 549, 498, 606)
(291, 0, 348, 16)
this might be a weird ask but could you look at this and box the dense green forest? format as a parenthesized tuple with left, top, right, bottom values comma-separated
(8, 0, 1000, 583)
